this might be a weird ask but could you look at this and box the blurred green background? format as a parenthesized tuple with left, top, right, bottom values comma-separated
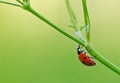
(0, 0, 120, 83)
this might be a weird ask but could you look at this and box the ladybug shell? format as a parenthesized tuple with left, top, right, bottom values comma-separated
(78, 53, 96, 66)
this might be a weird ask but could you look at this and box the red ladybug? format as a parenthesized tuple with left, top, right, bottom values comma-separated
(77, 45, 96, 66)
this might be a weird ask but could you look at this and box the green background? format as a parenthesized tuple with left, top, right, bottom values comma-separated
(0, 0, 120, 83)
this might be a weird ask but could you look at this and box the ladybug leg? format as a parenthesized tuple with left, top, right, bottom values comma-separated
(89, 56, 94, 59)
(85, 47, 96, 58)
(84, 52, 94, 59)
(85, 44, 95, 56)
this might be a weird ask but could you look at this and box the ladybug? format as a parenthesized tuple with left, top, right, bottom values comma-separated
(77, 45, 96, 66)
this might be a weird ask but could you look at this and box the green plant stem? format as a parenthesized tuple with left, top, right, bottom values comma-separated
(66, 0, 78, 31)
(82, 0, 91, 42)
(16, 0, 24, 5)
(86, 45, 120, 75)
(26, 7, 120, 75)
(0, 1, 21, 7)
(0, 1, 120, 75)
(26, 7, 85, 47)
(66, 0, 85, 42)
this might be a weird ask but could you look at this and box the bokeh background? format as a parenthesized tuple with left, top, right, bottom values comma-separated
(0, 0, 120, 83)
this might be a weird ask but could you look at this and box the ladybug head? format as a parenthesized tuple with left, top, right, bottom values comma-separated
(77, 45, 84, 55)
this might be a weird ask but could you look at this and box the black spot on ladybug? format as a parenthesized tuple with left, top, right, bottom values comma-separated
(89, 63, 92, 65)
(84, 57, 86, 59)
(82, 61, 85, 64)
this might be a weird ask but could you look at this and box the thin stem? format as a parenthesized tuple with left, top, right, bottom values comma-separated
(26, 7, 85, 47)
(66, 0, 85, 42)
(86, 45, 120, 75)
(0, 0, 21, 7)
(66, 0, 78, 31)
(16, 0, 24, 5)
(25, 7, 120, 75)
(82, 0, 91, 42)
